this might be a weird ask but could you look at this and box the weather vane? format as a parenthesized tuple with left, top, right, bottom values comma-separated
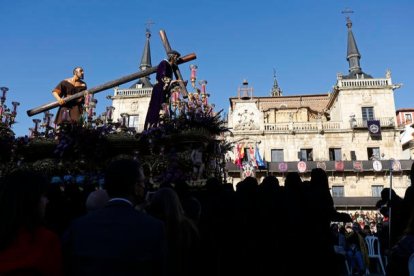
(145, 19, 155, 33)
(341, 7, 354, 20)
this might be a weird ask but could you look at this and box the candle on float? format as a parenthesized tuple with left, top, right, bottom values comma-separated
(12, 102, 20, 114)
(190, 65, 197, 80)
(199, 80, 207, 93)
(84, 93, 90, 106)
(0, 87, 8, 100)
(172, 91, 179, 103)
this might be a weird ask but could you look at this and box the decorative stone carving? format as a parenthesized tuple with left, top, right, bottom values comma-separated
(386, 69, 391, 79)
(233, 103, 260, 131)
(130, 101, 139, 111)
(362, 92, 372, 103)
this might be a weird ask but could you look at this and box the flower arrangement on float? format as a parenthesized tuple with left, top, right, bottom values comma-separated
(137, 65, 231, 186)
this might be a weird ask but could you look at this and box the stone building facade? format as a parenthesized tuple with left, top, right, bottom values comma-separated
(110, 21, 413, 208)
(225, 18, 412, 207)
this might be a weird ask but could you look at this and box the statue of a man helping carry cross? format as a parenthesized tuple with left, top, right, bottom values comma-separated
(26, 30, 195, 127)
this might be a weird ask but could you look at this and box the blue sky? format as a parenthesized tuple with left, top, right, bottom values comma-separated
(1, 0, 413, 137)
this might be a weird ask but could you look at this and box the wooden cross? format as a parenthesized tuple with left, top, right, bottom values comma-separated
(27, 29, 196, 116)
(27, 52, 196, 116)
(159, 29, 189, 98)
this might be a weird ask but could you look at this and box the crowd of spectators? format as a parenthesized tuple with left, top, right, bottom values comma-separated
(0, 159, 412, 275)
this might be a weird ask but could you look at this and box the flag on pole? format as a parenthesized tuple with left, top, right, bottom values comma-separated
(234, 143, 242, 168)
(255, 143, 265, 167)
(240, 144, 245, 160)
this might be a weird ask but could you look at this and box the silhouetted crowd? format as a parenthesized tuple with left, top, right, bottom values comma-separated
(0, 158, 413, 276)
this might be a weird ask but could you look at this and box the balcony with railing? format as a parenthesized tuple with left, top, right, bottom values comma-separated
(242, 116, 396, 134)
(337, 78, 391, 88)
(350, 117, 395, 128)
(114, 87, 152, 97)
(263, 121, 342, 133)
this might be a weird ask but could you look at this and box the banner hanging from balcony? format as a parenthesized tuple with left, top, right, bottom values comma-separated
(353, 161, 364, 172)
(367, 120, 381, 136)
(255, 143, 265, 167)
(335, 161, 344, 171)
(278, 162, 288, 173)
(297, 161, 307, 173)
(247, 145, 258, 168)
(242, 160, 255, 178)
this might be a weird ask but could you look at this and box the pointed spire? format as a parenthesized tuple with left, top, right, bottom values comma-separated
(346, 17, 361, 73)
(130, 25, 154, 88)
(342, 13, 372, 79)
(270, 69, 282, 97)
(343, 16, 372, 79)
(140, 28, 152, 71)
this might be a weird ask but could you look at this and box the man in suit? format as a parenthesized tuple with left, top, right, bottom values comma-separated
(63, 158, 167, 276)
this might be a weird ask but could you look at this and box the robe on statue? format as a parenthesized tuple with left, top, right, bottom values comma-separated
(144, 59, 175, 130)
(53, 80, 86, 125)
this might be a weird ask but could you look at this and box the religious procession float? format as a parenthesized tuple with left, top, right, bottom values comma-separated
(0, 30, 231, 188)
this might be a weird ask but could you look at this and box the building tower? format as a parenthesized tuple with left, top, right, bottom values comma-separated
(343, 17, 372, 79)
(110, 27, 154, 131)
(225, 14, 409, 203)
(270, 69, 282, 97)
